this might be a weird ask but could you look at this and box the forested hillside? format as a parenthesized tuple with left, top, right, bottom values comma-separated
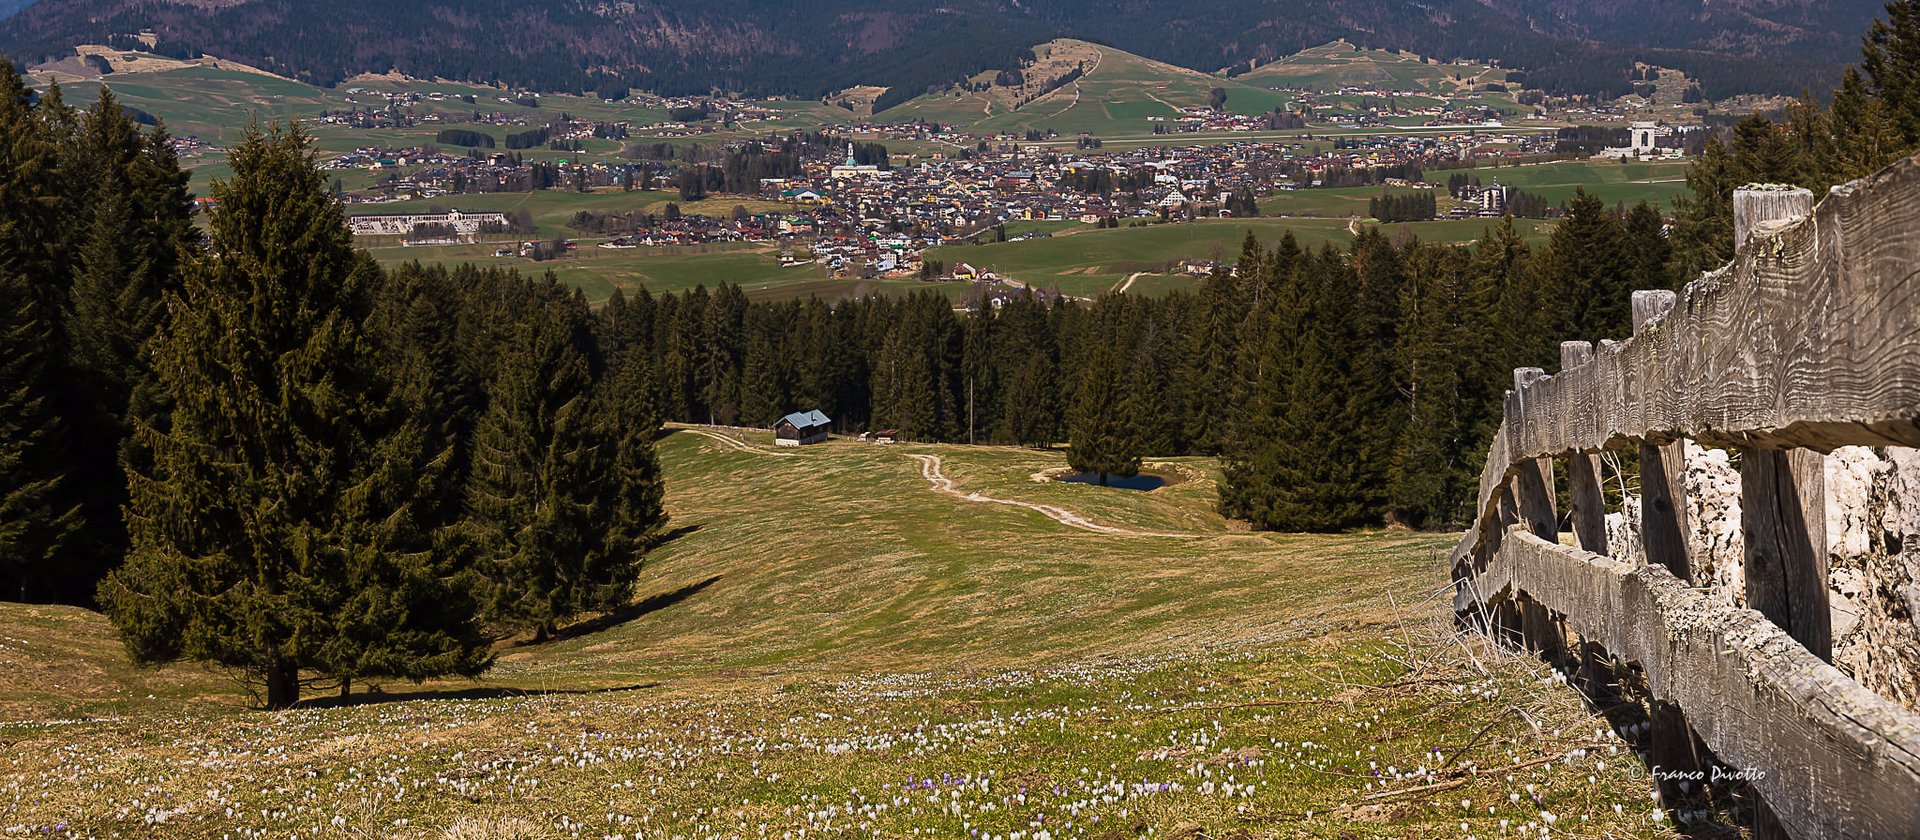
(0, 0, 1875, 102)
(0, 75, 667, 706)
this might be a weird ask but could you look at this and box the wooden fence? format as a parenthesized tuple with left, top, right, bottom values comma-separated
(1451, 153, 1920, 839)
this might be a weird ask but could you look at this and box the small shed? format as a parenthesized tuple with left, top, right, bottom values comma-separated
(774, 410, 832, 446)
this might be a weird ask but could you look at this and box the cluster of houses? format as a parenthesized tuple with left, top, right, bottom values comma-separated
(335, 125, 1589, 279)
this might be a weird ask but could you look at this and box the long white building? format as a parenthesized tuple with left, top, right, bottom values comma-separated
(347, 208, 509, 237)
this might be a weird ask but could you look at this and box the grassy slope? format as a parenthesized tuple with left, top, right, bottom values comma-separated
(884, 39, 1294, 138)
(37, 63, 852, 194)
(1241, 42, 1503, 93)
(0, 431, 1693, 838)
(926, 217, 1555, 297)
(1463, 159, 1694, 207)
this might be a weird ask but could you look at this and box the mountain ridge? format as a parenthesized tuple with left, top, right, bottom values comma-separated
(0, 0, 1883, 101)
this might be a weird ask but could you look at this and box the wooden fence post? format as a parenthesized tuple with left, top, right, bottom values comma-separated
(1732, 186, 1814, 250)
(1559, 342, 1609, 556)
(1632, 290, 1689, 580)
(1735, 186, 1835, 667)
(1733, 184, 1831, 665)
(1511, 367, 1566, 660)
(1511, 368, 1557, 543)
(1630, 288, 1701, 806)
(1741, 449, 1831, 661)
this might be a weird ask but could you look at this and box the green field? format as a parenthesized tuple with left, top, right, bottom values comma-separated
(35, 59, 857, 194)
(1241, 41, 1507, 95)
(0, 429, 1696, 837)
(928, 217, 1556, 296)
(1454, 159, 1694, 208)
(885, 39, 1296, 138)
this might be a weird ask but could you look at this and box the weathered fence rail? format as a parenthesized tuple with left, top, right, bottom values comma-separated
(1453, 154, 1920, 839)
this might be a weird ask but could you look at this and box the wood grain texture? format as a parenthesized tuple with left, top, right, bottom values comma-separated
(1463, 152, 1920, 543)
(1641, 440, 1691, 580)
(1468, 529, 1920, 838)
(1454, 155, 1920, 836)
(1567, 452, 1609, 555)
(1560, 342, 1611, 555)
(1741, 447, 1832, 661)
(1735, 187, 1815, 250)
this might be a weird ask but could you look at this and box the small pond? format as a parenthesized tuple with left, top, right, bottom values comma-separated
(1055, 471, 1169, 491)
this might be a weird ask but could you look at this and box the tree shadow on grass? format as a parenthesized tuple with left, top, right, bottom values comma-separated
(648, 522, 703, 549)
(298, 575, 725, 708)
(512, 574, 724, 648)
(299, 681, 662, 709)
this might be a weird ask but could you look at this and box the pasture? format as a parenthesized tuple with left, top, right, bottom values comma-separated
(0, 430, 1691, 838)
(926, 217, 1556, 296)
(884, 40, 1295, 139)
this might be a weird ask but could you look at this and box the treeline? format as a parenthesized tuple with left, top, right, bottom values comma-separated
(0, 70, 668, 708)
(675, 138, 890, 200)
(613, 184, 1669, 530)
(505, 127, 549, 150)
(1665, 0, 1920, 281)
(1368, 191, 1436, 222)
(435, 127, 495, 149)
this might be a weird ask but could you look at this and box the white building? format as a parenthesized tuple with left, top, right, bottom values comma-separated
(347, 208, 509, 238)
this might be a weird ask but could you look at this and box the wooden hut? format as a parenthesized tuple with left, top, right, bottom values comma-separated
(774, 410, 831, 446)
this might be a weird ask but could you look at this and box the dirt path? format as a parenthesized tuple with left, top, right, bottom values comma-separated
(908, 454, 1200, 538)
(1112, 272, 1147, 294)
(683, 426, 795, 456)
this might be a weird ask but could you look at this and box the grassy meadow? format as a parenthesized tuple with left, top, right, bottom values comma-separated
(0, 430, 1709, 838)
(1239, 42, 1506, 95)
(927, 217, 1556, 297)
(883, 40, 1295, 138)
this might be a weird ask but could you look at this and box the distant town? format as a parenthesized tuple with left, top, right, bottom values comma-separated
(339, 113, 1693, 284)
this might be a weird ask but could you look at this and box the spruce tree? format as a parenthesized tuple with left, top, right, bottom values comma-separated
(1621, 202, 1673, 292)
(738, 316, 784, 428)
(1067, 334, 1141, 486)
(63, 95, 197, 592)
(100, 123, 487, 708)
(1233, 246, 1373, 531)
(1389, 244, 1475, 526)
(600, 347, 669, 559)
(1830, 67, 1908, 180)
(1537, 188, 1631, 343)
(1862, 0, 1920, 146)
(0, 265, 80, 601)
(0, 61, 81, 601)
(466, 282, 634, 641)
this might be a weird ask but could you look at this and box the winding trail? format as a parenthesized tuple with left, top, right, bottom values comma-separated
(683, 426, 795, 456)
(908, 454, 1201, 539)
(1112, 272, 1147, 294)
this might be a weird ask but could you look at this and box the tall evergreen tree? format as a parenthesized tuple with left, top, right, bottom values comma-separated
(466, 280, 639, 641)
(62, 93, 197, 592)
(0, 265, 79, 601)
(0, 61, 81, 602)
(1537, 188, 1631, 343)
(1862, 0, 1920, 146)
(1389, 244, 1476, 527)
(1621, 202, 1674, 292)
(1067, 336, 1141, 486)
(100, 123, 487, 709)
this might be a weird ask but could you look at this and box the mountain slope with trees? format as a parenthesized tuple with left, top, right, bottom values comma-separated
(0, 0, 1879, 102)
